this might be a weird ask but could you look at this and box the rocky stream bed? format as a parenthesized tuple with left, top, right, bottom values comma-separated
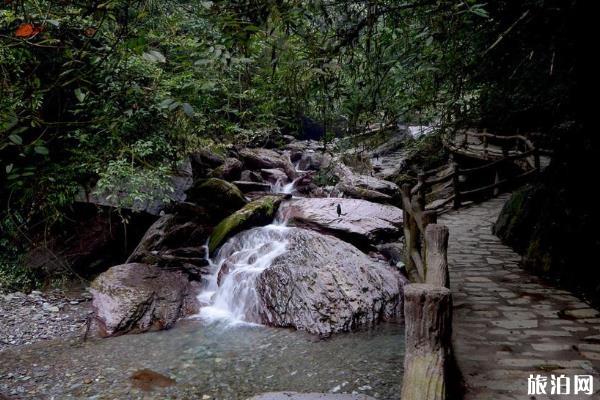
(1, 130, 416, 399)
(0, 320, 404, 399)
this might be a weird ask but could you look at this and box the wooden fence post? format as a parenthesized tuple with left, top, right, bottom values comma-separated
(422, 210, 438, 229)
(425, 224, 450, 288)
(482, 135, 488, 159)
(452, 163, 461, 209)
(401, 284, 452, 400)
(401, 184, 422, 282)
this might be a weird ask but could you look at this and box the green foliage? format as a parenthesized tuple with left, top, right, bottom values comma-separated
(0, 0, 518, 289)
(0, 216, 36, 292)
(1, 0, 487, 223)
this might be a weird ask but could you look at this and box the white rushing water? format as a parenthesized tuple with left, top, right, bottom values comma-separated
(197, 222, 290, 326)
(270, 161, 306, 194)
(198, 155, 301, 325)
(270, 176, 299, 194)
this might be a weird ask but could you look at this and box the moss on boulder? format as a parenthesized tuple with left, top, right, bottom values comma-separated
(208, 195, 285, 253)
(185, 178, 247, 221)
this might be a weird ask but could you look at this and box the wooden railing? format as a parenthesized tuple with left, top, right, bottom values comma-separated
(399, 130, 541, 400)
(411, 130, 541, 213)
(400, 184, 440, 282)
(447, 130, 537, 164)
(399, 188, 454, 399)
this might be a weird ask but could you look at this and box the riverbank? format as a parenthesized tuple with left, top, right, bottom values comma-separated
(0, 288, 91, 352)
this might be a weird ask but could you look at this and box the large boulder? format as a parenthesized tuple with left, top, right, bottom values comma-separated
(189, 149, 224, 179)
(90, 263, 198, 337)
(214, 227, 404, 336)
(297, 150, 333, 171)
(208, 195, 287, 253)
(335, 182, 392, 203)
(232, 180, 272, 193)
(210, 157, 243, 181)
(276, 198, 403, 248)
(127, 213, 211, 279)
(334, 164, 398, 195)
(240, 169, 265, 182)
(22, 204, 155, 280)
(185, 178, 247, 220)
(238, 148, 296, 179)
(260, 168, 288, 183)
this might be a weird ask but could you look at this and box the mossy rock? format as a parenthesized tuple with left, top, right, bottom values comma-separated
(185, 178, 247, 220)
(493, 185, 536, 253)
(208, 195, 285, 253)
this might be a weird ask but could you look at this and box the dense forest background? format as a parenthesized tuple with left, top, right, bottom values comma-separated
(1, 1, 590, 299)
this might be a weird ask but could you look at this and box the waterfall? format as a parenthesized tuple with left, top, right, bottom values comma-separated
(197, 223, 290, 325)
(271, 176, 299, 194)
(269, 161, 305, 194)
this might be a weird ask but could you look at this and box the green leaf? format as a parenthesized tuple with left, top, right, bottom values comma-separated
(8, 134, 22, 145)
(159, 98, 175, 108)
(74, 88, 86, 102)
(34, 146, 49, 155)
(194, 59, 212, 66)
(200, 82, 216, 91)
(0, 113, 18, 132)
(143, 50, 166, 63)
(5, 164, 13, 174)
(182, 103, 195, 117)
(244, 25, 261, 33)
(469, 5, 489, 18)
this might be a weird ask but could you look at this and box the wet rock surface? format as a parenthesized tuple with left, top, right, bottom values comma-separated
(209, 195, 287, 253)
(277, 197, 403, 248)
(89, 263, 199, 337)
(210, 157, 243, 181)
(333, 164, 399, 196)
(127, 213, 210, 279)
(255, 228, 405, 335)
(185, 178, 247, 219)
(0, 289, 91, 351)
(239, 148, 297, 180)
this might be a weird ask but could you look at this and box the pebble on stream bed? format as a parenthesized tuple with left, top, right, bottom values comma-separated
(0, 289, 92, 351)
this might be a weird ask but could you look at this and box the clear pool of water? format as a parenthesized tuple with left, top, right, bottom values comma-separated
(0, 320, 404, 399)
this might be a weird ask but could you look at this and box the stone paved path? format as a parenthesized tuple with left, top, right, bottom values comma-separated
(439, 195, 600, 399)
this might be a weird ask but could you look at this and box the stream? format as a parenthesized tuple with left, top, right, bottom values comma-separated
(0, 144, 409, 399)
(0, 320, 404, 399)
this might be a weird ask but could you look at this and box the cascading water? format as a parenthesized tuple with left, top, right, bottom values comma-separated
(271, 176, 299, 194)
(270, 161, 305, 194)
(198, 155, 302, 325)
(197, 222, 290, 325)
(198, 153, 303, 325)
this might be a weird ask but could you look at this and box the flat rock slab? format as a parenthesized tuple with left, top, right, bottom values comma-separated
(248, 393, 376, 400)
(277, 197, 403, 247)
